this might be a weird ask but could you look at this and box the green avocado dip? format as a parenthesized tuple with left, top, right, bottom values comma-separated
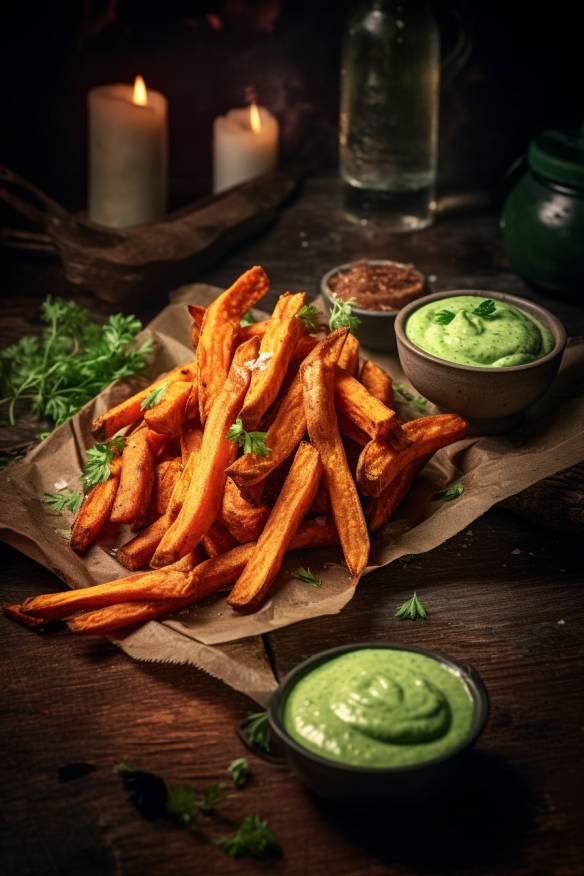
(406, 296, 554, 367)
(282, 648, 474, 768)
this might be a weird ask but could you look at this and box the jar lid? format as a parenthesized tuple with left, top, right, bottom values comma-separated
(528, 127, 584, 188)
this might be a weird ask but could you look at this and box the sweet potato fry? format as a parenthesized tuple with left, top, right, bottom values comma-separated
(110, 429, 155, 524)
(188, 304, 206, 349)
(152, 457, 181, 516)
(238, 320, 269, 341)
(70, 457, 122, 553)
(180, 420, 203, 464)
(367, 457, 430, 531)
(68, 597, 198, 635)
(303, 357, 369, 579)
(91, 361, 196, 440)
(144, 381, 191, 436)
(337, 332, 360, 376)
(239, 292, 307, 430)
(228, 442, 322, 611)
(3, 603, 50, 628)
(219, 478, 270, 543)
(226, 329, 348, 494)
(335, 369, 399, 440)
(357, 414, 469, 497)
(291, 516, 339, 549)
(201, 521, 238, 558)
(23, 570, 190, 620)
(152, 336, 259, 567)
(117, 514, 171, 570)
(308, 480, 330, 515)
(197, 266, 269, 423)
(360, 360, 393, 406)
(291, 334, 319, 363)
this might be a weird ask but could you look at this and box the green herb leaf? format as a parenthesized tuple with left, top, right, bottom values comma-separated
(240, 311, 256, 326)
(394, 592, 428, 620)
(228, 757, 249, 789)
(433, 483, 464, 501)
(140, 381, 170, 411)
(433, 309, 456, 325)
(0, 295, 152, 432)
(472, 299, 497, 319)
(215, 815, 281, 859)
(227, 418, 271, 457)
(81, 436, 126, 493)
(167, 784, 198, 826)
(296, 304, 321, 333)
(393, 382, 428, 412)
(244, 711, 271, 752)
(199, 782, 227, 814)
(328, 294, 361, 333)
(43, 490, 84, 514)
(292, 566, 322, 588)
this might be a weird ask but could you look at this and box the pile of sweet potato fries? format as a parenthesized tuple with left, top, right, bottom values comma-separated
(5, 266, 467, 635)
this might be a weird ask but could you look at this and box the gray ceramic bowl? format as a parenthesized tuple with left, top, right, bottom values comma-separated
(268, 643, 489, 801)
(395, 290, 567, 434)
(320, 260, 427, 353)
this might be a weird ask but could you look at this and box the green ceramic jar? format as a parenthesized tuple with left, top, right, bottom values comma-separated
(501, 128, 584, 299)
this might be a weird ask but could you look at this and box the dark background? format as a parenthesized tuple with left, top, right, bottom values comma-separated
(1, 0, 581, 212)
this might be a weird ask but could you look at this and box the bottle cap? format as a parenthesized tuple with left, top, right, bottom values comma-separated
(528, 127, 584, 188)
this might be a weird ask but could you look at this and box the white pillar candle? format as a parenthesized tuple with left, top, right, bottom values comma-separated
(213, 103, 279, 194)
(88, 77, 168, 228)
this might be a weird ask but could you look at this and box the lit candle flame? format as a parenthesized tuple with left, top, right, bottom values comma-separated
(249, 102, 262, 134)
(133, 75, 148, 107)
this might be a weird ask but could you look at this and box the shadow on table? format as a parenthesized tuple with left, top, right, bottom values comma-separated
(312, 750, 534, 872)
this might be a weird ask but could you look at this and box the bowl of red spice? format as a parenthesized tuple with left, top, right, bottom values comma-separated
(321, 259, 428, 351)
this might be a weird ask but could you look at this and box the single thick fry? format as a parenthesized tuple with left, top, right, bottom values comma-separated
(201, 521, 238, 558)
(117, 514, 171, 570)
(110, 429, 155, 524)
(152, 457, 181, 516)
(70, 457, 122, 553)
(228, 442, 322, 611)
(3, 603, 49, 628)
(219, 478, 270, 543)
(144, 381, 191, 436)
(188, 304, 206, 349)
(226, 329, 348, 494)
(91, 361, 196, 440)
(303, 358, 369, 579)
(197, 266, 269, 423)
(357, 414, 469, 497)
(68, 597, 198, 635)
(335, 368, 399, 440)
(152, 336, 259, 566)
(367, 457, 430, 531)
(239, 292, 307, 430)
(337, 332, 360, 376)
(360, 360, 393, 406)
(180, 420, 203, 464)
(22, 570, 190, 620)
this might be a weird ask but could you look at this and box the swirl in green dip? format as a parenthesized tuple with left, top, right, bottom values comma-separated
(406, 296, 554, 367)
(283, 649, 474, 768)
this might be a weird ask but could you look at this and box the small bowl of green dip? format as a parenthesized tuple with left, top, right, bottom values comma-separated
(268, 643, 489, 801)
(395, 290, 566, 434)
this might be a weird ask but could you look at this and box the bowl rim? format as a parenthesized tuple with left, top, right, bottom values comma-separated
(268, 642, 490, 775)
(394, 289, 567, 374)
(320, 259, 426, 317)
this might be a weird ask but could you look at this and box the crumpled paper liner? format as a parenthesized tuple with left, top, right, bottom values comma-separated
(1, 285, 583, 702)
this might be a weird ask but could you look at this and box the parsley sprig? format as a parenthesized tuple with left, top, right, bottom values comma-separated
(328, 294, 361, 333)
(43, 490, 84, 514)
(228, 757, 249, 789)
(296, 304, 321, 333)
(140, 381, 169, 411)
(166, 782, 227, 825)
(243, 711, 271, 752)
(394, 592, 428, 620)
(432, 299, 497, 325)
(227, 419, 271, 457)
(433, 483, 464, 501)
(240, 311, 256, 326)
(292, 567, 322, 588)
(81, 436, 125, 492)
(0, 296, 152, 430)
(215, 815, 281, 859)
(433, 309, 456, 325)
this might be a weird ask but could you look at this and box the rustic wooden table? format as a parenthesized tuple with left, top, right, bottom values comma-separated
(1, 174, 582, 876)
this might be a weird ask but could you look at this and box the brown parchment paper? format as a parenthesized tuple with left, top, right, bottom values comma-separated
(1, 284, 583, 701)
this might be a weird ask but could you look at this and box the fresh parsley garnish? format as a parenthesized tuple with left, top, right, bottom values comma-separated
(240, 311, 256, 326)
(227, 419, 271, 457)
(215, 815, 281, 859)
(296, 304, 321, 333)
(166, 782, 226, 824)
(228, 757, 249, 789)
(328, 294, 361, 333)
(81, 436, 125, 493)
(244, 711, 271, 752)
(394, 592, 428, 620)
(393, 382, 428, 412)
(198, 782, 227, 814)
(140, 381, 169, 411)
(292, 566, 322, 588)
(472, 299, 497, 319)
(433, 309, 455, 325)
(433, 483, 464, 501)
(0, 296, 152, 430)
(43, 490, 83, 514)
(116, 764, 228, 826)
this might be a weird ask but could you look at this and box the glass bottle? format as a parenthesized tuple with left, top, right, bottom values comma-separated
(340, 0, 440, 231)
